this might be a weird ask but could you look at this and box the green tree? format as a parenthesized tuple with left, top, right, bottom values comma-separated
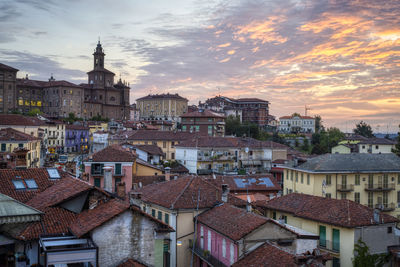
(225, 115, 259, 139)
(354, 121, 374, 138)
(27, 108, 42, 116)
(314, 115, 323, 133)
(392, 124, 400, 156)
(353, 239, 389, 267)
(301, 138, 310, 152)
(311, 127, 344, 154)
(272, 132, 286, 145)
(225, 115, 241, 136)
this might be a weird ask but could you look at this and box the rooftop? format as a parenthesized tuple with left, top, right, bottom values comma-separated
(264, 193, 398, 228)
(181, 109, 225, 118)
(292, 153, 400, 173)
(87, 144, 135, 162)
(0, 128, 40, 141)
(0, 114, 45, 126)
(136, 176, 246, 210)
(136, 93, 188, 101)
(0, 193, 42, 224)
(203, 174, 281, 192)
(0, 63, 18, 72)
(176, 136, 288, 149)
(133, 144, 164, 155)
(112, 130, 199, 142)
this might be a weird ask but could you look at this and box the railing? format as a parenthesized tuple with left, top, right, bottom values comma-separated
(189, 241, 227, 267)
(365, 183, 395, 191)
(336, 184, 354, 192)
(375, 203, 396, 211)
(318, 239, 340, 253)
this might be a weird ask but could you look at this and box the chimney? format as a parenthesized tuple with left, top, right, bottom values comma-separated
(246, 202, 252, 212)
(221, 184, 229, 202)
(116, 181, 126, 199)
(129, 191, 143, 206)
(103, 166, 113, 192)
(165, 167, 171, 181)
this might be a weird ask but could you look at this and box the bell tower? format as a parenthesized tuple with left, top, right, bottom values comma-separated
(93, 40, 105, 70)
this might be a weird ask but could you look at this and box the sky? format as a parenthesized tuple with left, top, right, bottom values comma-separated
(0, 0, 399, 132)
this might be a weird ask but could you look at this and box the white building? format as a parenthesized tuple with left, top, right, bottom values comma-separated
(92, 131, 108, 153)
(278, 114, 315, 134)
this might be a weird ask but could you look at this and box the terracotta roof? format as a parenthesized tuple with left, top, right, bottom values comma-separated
(0, 63, 18, 71)
(133, 144, 164, 155)
(112, 130, 199, 142)
(0, 114, 45, 126)
(0, 168, 68, 203)
(177, 136, 288, 149)
(235, 98, 269, 103)
(0, 128, 40, 141)
(279, 115, 314, 119)
(17, 78, 48, 88)
(27, 176, 93, 211)
(136, 93, 188, 101)
(133, 175, 165, 187)
(66, 124, 89, 130)
(181, 109, 225, 118)
(264, 193, 398, 228)
(232, 242, 330, 267)
(197, 204, 268, 240)
(203, 174, 281, 192)
(88, 144, 135, 162)
(69, 199, 129, 237)
(117, 259, 148, 267)
(136, 176, 247, 210)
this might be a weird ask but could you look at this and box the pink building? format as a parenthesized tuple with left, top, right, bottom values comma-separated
(83, 144, 134, 193)
(193, 203, 320, 267)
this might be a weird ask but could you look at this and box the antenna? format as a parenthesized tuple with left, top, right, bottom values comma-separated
(305, 105, 312, 116)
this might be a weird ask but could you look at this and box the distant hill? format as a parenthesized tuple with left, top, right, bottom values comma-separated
(374, 133, 398, 139)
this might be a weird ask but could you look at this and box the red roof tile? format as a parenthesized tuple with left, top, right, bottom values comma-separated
(69, 199, 129, 237)
(89, 144, 135, 162)
(264, 193, 398, 228)
(137, 176, 246, 210)
(0, 114, 45, 126)
(0, 168, 69, 203)
(112, 130, 199, 142)
(197, 204, 268, 240)
(0, 128, 40, 141)
(133, 144, 164, 155)
(181, 109, 225, 118)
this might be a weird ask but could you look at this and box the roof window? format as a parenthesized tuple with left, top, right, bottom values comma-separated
(25, 179, 38, 189)
(47, 168, 61, 179)
(12, 180, 26, 190)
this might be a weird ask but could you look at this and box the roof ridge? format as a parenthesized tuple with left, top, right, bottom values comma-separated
(170, 176, 194, 209)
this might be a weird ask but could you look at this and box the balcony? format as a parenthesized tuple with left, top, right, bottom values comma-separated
(318, 240, 340, 254)
(365, 183, 395, 191)
(336, 184, 354, 192)
(189, 240, 227, 267)
(375, 203, 396, 212)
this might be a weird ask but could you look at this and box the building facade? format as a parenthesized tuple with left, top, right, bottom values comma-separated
(181, 109, 225, 137)
(0, 63, 18, 113)
(279, 114, 315, 133)
(65, 124, 90, 153)
(136, 93, 188, 124)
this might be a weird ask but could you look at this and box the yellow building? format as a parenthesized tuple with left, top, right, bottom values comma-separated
(87, 121, 108, 142)
(333, 134, 396, 154)
(261, 193, 399, 267)
(283, 153, 400, 217)
(0, 128, 41, 168)
(134, 158, 162, 176)
(136, 93, 188, 125)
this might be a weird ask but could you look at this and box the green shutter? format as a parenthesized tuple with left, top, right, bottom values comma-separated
(152, 209, 155, 217)
(332, 229, 340, 252)
(1, 143, 6, 152)
(94, 178, 101, 187)
(165, 213, 169, 224)
(115, 163, 122, 175)
(319, 226, 326, 247)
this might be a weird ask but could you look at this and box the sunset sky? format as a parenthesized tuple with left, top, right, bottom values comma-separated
(1, 0, 399, 132)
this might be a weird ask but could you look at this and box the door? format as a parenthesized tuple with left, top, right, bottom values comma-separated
(319, 225, 326, 247)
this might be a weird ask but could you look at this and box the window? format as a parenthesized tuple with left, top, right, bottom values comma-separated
(341, 193, 346, 200)
(326, 193, 331, 199)
(272, 211, 276, 220)
(151, 209, 156, 217)
(158, 211, 162, 220)
(115, 163, 122, 175)
(368, 192, 373, 208)
(91, 164, 104, 175)
(341, 175, 347, 187)
(333, 257, 340, 267)
(25, 179, 38, 189)
(208, 125, 212, 136)
(200, 226, 204, 249)
(182, 125, 186, 132)
(398, 174, 400, 185)
(368, 174, 374, 188)
(165, 213, 169, 224)
(94, 178, 101, 187)
(12, 180, 25, 189)
(230, 242, 234, 264)
(286, 170, 289, 180)
(332, 229, 340, 252)
(300, 173, 304, 184)
(326, 175, 331, 185)
(1, 143, 5, 152)
(319, 225, 326, 247)
(388, 227, 393, 234)
(208, 230, 211, 250)
(222, 239, 226, 257)
(171, 152, 175, 159)
(307, 174, 310, 185)
(354, 192, 360, 203)
(290, 170, 293, 181)
(114, 178, 121, 191)
(355, 174, 360, 185)
(295, 172, 298, 182)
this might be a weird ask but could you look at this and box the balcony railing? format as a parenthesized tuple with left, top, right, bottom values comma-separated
(318, 240, 340, 253)
(336, 184, 354, 192)
(365, 183, 395, 191)
(189, 241, 227, 267)
(375, 203, 396, 211)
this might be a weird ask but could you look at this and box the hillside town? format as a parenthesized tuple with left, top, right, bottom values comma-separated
(1, 40, 400, 267)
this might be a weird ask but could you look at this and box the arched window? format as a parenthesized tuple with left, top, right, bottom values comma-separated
(110, 96, 116, 101)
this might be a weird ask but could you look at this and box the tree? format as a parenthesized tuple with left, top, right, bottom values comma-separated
(311, 127, 344, 154)
(225, 115, 241, 136)
(225, 115, 259, 139)
(354, 121, 374, 138)
(27, 108, 42, 116)
(353, 239, 389, 267)
(301, 138, 310, 152)
(314, 115, 323, 133)
(392, 124, 400, 157)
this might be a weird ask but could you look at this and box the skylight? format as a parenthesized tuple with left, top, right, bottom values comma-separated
(12, 180, 25, 190)
(25, 179, 38, 189)
(47, 168, 60, 179)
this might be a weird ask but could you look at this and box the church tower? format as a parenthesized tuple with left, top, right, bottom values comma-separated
(93, 40, 105, 70)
